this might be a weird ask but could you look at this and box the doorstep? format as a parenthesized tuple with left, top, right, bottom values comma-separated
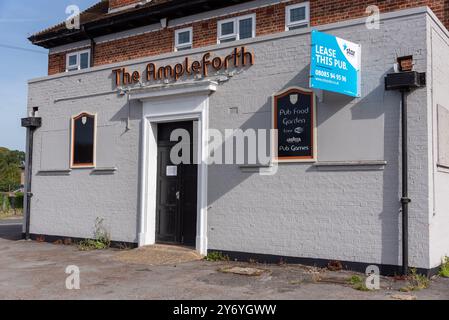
(114, 244, 203, 266)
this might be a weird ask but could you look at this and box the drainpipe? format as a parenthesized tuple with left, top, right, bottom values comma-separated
(21, 112, 42, 240)
(385, 55, 426, 276)
(400, 89, 411, 276)
(82, 26, 95, 68)
(126, 90, 131, 131)
(118, 88, 131, 131)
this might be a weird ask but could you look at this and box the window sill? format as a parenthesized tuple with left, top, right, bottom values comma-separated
(91, 167, 118, 175)
(238, 161, 387, 172)
(286, 23, 309, 31)
(37, 169, 72, 176)
(175, 46, 192, 52)
(239, 163, 273, 173)
(65, 67, 91, 73)
(314, 161, 387, 171)
(437, 164, 449, 173)
(71, 166, 95, 170)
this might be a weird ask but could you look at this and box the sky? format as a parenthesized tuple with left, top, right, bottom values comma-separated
(0, 0, 97, 151)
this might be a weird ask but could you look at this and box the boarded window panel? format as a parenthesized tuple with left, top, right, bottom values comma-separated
(96, 125, 119, 168)
(80, 52, 89, 69)
(73, 114, 95, 166)
(437, 105, 449, 167)
(177, 31, 190, 45)
(290, 7, 306, 22)
(239, 18, 253, 39)
(317, 101, 384, 162)
(40, 130, 70, 171)
(68, 54, 77, 66)
(221, 21, 234, 36)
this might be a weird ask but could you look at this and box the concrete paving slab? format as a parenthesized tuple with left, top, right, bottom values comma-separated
(114, 244, 203, 266)
(0, 223, 448, 300)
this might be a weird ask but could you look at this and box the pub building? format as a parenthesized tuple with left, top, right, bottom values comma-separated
(24, 0, 449, 276)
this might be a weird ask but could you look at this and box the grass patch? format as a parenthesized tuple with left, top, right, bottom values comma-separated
(0, 209, 23, 220)
(348, 275, 370, 291)
(400, 268, 430, 292)
(439, 257, 449, 278)
(205, 251, 229, 262)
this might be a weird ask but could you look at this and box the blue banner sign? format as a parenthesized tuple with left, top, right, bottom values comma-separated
(310, 30, 361, 97)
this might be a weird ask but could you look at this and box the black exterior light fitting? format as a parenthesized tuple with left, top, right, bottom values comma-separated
(385, 56, 426, 276)
(385, 70, 426, 91)
(21, 109, 42, 240)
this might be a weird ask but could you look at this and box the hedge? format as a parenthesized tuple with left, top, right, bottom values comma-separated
(0, 192, 24, 212)
(14, 193, 24, 209)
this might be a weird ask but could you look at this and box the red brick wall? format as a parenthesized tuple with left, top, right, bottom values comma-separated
(310, 0, 446, 25)
(47, 0, 449, 75)
(109, 0, 141, 9)
(48, 52, 66, 75)
(48, 46, 91, 74)
(94, 29, 174, 65)
(93, 0, 305, 69)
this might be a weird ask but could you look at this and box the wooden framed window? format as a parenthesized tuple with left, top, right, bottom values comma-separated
(71, 112, 96, 168)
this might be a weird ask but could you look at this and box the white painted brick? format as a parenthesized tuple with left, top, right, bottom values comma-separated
(26, 10, 447, 270)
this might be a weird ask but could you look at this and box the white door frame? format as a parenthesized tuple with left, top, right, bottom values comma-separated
(132, 81, 217, 255)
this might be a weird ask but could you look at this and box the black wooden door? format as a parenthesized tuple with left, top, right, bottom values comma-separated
(156, 121, 198, 246)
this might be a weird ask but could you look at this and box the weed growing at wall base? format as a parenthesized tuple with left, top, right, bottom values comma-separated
(348, 275, 370, 291)
(439, 257, 449, 278)
(78, 239, 110, 251)
(400, 269, 430, 292)
(205, 251, 229, 262)
(78, 218, 111, 251)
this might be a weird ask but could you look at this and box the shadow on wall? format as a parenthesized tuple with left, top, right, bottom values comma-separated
(207, 63, 402, 267)
(351, 67, 401, 267)
(108, 78, 144, 243)
(310, 67, 401, 267)
(207, 64, 311, 205)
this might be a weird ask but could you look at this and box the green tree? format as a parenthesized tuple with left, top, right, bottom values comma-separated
(0, 147, 25, 192)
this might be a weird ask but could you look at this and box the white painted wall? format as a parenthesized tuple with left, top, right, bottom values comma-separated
(136, 86, 214, 255)
(27, 7, 437, 269)
(428, 13, 449, 269)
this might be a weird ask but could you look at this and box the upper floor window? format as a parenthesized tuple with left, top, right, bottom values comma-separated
(71, 113, 96, 168)
(285, 2, 310, 31)
(217, 14, 256, 44)
(66, 49, 90, 72)
(175, 27, 193, 51)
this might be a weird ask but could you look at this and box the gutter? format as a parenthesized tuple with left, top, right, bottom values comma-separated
(29, 0, 251, 48)
(82, 25, 96, 68)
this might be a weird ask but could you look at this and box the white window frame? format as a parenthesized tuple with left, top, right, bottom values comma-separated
(217, 14, 256, 44)
(285, 2, 310, 31)
(174, 27, 193, 51)
(66, 49, 91, 72)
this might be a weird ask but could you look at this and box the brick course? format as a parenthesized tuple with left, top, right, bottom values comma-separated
(47, 0, 449, 75)
(109, 0, 141, 9)
(48, 46, 91, 75)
